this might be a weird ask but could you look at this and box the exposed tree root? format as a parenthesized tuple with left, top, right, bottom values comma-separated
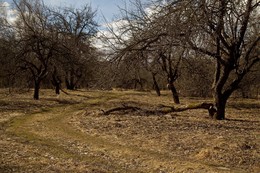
(102, 103, 217, 117)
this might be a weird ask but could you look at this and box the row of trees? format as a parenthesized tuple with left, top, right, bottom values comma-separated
(104, 0, 259, 119)
(0, 0, 259, 120)
(0, 0, 98, 99)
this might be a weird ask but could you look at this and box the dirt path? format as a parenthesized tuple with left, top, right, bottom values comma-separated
(1, 96, 183, 172)
(1, 90, 260, 172)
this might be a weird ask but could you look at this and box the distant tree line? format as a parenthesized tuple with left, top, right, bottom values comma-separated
(0, 0, 259, 120)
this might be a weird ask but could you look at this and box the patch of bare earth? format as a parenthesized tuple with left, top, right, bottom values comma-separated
(0, 89, 259, 172)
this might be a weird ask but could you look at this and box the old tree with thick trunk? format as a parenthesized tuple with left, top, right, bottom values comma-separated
(187, 0, 259, 119)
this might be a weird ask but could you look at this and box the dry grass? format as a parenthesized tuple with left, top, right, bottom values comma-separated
(0, 89, 259, 172)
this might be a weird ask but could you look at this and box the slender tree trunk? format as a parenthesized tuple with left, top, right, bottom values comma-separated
(136, 74, 144, 91)
(134, 80, 137, 90)
(168, 83, 180, 104)
(52, 67, 61, 95)
(55, 85, 60, 95)
(54, 80, 61, 94)
(66, 78, 75, 90)
(152, 74, 161, 96)
(52, 80, 61, 95)
(34, 80, 40, 100)
(138, 80, 144, 91)
(65, 70, 75, 90)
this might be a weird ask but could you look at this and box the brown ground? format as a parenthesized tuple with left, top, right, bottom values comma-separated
(0, 89, 259, 173)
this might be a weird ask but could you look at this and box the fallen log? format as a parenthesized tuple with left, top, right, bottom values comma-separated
(102, 102, 217, 117)
(102, 106, 142, 115)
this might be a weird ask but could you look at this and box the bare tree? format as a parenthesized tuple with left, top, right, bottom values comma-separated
(104, 0, 186, 103)
(0, 3, 14, 88)
(183, 0, 260, 119)
(106, 0, 259, 118)
(13, 0, 60, 99)
(51, 5, 98, 90)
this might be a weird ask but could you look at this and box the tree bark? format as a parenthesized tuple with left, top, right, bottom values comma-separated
(152, 74, 161, 96)
(168, 83, 180, 104)
(51, 67, 61, 95)
(52, 79, 60, 94)
(65, 78, 75, 90)
(213, 93, 228, 120)
(65, 70, 75, 90)
(34, 80, 40, 100)
(53, 79, 61, 94)
(55, 85, 60, 95)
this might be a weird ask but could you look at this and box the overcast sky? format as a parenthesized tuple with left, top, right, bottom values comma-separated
(3, 0, 149, 23)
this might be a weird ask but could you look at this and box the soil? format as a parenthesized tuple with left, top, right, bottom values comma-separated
(0, 89, 259, 172)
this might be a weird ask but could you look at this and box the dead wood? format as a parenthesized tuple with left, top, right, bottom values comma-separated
(102, 102, 216, 117)
(102, 106, 142, 115)
(61, 88, 70, 95)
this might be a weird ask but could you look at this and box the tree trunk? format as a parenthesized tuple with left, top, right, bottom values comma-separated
(65, 78, 75, 90)
(52, 67, 61, 95)
(34, 80, 40, 100)
(65, 70, 75, 90)
(168, 83, 180, 104)
(52, 78, 61, 95)
(134, 79, 137, 90)
(214, 94, 227, 120)
(55, 85, 60, 95)
(152, 74, 161, 96)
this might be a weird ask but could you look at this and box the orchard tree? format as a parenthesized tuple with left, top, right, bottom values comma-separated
(13, 0, 60, 99)
(183, 0, 260, 119)
(108, 0, 259, 118)
(12, 0, 98, 98)
(151, 0, 259, 119)
(105, 0, 186, 103)
(51, 5, 98, 90)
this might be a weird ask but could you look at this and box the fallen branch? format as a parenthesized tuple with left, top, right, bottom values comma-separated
(102, 105, 142, 115)
(60, 88, 69, 95)
(102, 102, 216, 117)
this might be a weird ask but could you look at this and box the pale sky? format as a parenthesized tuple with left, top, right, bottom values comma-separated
(44, 0, 127, 22)
(3, 0, 149, 22)
(2, 0, 150, 50)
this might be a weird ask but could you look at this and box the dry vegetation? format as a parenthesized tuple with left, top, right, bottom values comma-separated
(0, 89, 259, 173)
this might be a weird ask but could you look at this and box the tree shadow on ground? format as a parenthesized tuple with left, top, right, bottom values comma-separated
(225, 118, 259, 124)
(228, 102, 260, 110)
